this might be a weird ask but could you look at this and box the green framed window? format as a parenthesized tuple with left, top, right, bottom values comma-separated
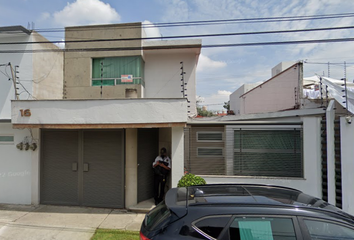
(92, 56, 144, 86)
(0, 136, 14, 143)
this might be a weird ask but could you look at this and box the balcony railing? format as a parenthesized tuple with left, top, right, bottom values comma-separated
(92, 77, 145, 87)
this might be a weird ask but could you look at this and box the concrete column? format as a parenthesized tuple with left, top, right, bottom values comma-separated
(31, 128, 40, 205)
(125, 128, 138, 207)
(340, 116, 354, 215)
(302, 117, 322, 198)
(171, 126, 184, 188)
(326, 100, 336, 205)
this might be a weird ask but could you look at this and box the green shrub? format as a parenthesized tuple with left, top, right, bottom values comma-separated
(177, 173, 206, 187)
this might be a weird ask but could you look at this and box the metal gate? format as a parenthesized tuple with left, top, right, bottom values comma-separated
(41, 129, 124, 208)
(137, 128, 159, 202)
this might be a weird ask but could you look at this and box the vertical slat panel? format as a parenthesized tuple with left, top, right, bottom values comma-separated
(41, 130, 79, 205)
(82, 130, 124, 208)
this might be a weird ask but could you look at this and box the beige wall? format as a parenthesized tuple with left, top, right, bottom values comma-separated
(64, 23, 143, 99)
(32, 32, 63, 99)
(185, 126, 225, 175)
(241, 63, 301, 114)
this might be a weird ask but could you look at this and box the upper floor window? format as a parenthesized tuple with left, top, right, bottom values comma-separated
(92, 56, 145, 86)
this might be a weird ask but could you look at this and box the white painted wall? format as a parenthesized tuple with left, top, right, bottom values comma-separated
(230, 83, 261, 114)
(12, 98, 188, 125)
(205, 117, 322, 198)
(326, 101, 336, 205)
(171, 126, 184, 188)
(241, 63, 300, 114)
(144, 51, 198, 116)
(271, 61, 296, 77)
(0, 123, 33, 204)
(0, 34, 33, 119)
(340, 116, 354, 215)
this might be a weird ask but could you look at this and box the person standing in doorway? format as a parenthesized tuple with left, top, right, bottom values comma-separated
(152, 147, 171, 205)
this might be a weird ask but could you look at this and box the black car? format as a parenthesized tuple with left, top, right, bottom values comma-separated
(140, 184, 354, 240)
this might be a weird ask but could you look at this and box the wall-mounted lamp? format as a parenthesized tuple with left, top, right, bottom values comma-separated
(24, 142, 30, 151)
(16, 142, 23, 150)
(345, 116, 352, 124)
(30, 143, 37, 151)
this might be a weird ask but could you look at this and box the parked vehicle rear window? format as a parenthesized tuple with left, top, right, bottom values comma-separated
(229, 217, 296, 240)
(193, 215, 231, 239)
(304, 219, 354, 240)
(145, 202, 171, 231)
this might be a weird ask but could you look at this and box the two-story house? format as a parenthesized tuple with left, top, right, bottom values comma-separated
(0, 26, 63, 205)
(11, 23, 201, 209)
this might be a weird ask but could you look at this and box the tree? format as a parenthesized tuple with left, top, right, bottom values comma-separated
(196, 96, 215, 117)
(223, 101, 230, 111)
(197, 107, 215, 117)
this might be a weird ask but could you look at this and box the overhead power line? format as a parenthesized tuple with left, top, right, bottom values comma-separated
(2, 25, 354, 46)
(1, 37, 354, 54)
(32, 12, 354, 33)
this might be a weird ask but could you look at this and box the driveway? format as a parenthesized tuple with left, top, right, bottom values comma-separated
(0, 204, 145, 240)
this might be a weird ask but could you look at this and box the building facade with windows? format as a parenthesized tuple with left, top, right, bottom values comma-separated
(11, 23, 201, 209)
(186, 62, 354, 215)
(0, 26, 63, 204)
(185, 112, 322, 197)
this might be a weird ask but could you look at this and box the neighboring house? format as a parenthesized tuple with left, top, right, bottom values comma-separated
(11, 23, 201, 209)
(229, 82, 261, 115)
(0, 26, 63, 204)
(185, 62, 354, 215)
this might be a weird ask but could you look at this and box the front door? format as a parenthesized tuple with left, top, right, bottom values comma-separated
(40, 129, 124, 208)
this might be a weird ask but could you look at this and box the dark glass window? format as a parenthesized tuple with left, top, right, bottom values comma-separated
(234, 129, 303, 177)
(144, 202, 171, 231)
(229, 217, 296, 240)
(191, 216, 231, 239)
(304, 219, 354, 240)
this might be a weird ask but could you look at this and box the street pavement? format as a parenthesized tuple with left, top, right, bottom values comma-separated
(0, 204, 145, 240)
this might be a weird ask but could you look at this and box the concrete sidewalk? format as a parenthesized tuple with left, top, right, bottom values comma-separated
(0, 204, 145, 240)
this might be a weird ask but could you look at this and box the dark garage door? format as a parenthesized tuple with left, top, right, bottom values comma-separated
(41, 129, 124, 208)
(137, 128, 159, 202)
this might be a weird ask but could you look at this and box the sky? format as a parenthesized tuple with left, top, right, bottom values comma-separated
(1, 0, 354, 111)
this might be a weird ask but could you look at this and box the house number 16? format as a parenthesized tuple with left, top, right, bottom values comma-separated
(20, 109, 31, 117)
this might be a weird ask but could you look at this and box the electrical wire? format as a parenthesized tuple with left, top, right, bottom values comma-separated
(1, 36, 354, 54)
(32, 12, 354, 32)
(2, 25, 354, 46)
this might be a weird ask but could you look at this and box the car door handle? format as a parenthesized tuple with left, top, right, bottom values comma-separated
(72, 162, 78, 171)
(84, 163, 89, 172)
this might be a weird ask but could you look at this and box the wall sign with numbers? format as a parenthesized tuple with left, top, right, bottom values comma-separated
(19, 109, 31, 117)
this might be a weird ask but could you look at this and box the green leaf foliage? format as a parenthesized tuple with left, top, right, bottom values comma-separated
(177, 173, 206, 187)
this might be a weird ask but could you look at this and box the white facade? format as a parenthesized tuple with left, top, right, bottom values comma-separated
(12, 99, 188, 126)
(4, 24, 201, 207)
(143, 40, 201, 116)
(0, 27, 63, 204)
(340, 116, 354, 215)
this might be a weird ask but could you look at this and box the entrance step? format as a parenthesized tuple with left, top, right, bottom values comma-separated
(128, 198, 155, 213)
